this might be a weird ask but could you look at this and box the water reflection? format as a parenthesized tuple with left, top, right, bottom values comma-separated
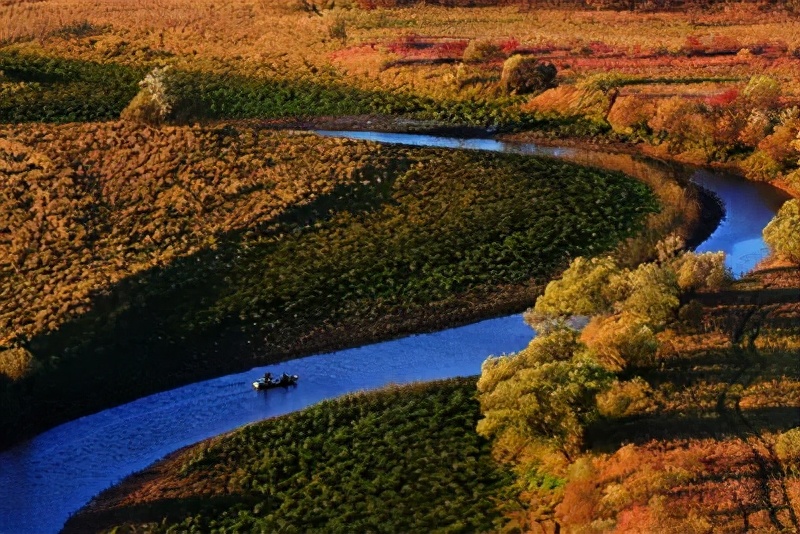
(690, 169, 788, 276)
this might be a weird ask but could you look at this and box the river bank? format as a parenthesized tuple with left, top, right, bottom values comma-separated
(0, 128, 663, 450)
(62, 258, 800, 533)
(61, 378, 511, 534)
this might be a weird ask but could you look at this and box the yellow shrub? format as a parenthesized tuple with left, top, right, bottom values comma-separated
(775, 428, 800, 472)
(0, 347, 36, 381)
(607, 95, 656, 135)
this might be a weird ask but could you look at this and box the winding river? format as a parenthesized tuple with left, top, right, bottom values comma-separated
(0, 133, 790, 534)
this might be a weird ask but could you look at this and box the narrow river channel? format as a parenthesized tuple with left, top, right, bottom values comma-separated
(0, 133, 790, 534)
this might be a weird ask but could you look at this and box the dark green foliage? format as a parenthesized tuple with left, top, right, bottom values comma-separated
(0, 51, 535, 128)
(0, 51, 143, 122)
(500, 56, 557, 95)
(112, 379, 512, 533)
(211, 151, 657, 319)
(165, 68, 521, 127)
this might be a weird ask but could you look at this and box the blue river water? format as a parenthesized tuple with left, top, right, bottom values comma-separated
(0, 133, 790, 533)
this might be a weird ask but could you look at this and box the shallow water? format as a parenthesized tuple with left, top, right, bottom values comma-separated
(0, 133, 790, 533)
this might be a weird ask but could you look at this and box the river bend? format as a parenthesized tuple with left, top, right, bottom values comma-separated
(0, 133, 790, 534)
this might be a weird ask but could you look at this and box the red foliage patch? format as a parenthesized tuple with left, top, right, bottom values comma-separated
(706, 88, 740, 107)
(498, 37, 519, 55)
(384, 34, 468, 60)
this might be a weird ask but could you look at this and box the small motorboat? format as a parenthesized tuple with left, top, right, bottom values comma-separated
(252, 373, 298, 390)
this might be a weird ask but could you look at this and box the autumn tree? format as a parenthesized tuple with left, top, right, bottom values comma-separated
(670, 250, 730, 292)
(581, 313, 659, 370)
(619, 262, 680, 327)
(763, 199, 800, 263)
(477, 329, 613, 460)
(533, 256, 625, 318)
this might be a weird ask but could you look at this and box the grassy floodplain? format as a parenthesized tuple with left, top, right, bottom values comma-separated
(0, 122, 659, 446)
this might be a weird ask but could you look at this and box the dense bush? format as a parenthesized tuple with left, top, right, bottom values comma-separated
(120, 66, 174, 124)
(607, 95, 656, 136)
(620, 262, 680, 327)
(776, 428, 800, 473)
(477, 329, 613, 460)
(462, 39, 504, 63)
(532, 256, 624, 318)
(500, 55, 556, 95)
(763, 199, 800, 263)
(596, 377, 656, 418)
(581, 313, 659, 370)
(670, 251, 730, 292)
(0, 347, 36, 381)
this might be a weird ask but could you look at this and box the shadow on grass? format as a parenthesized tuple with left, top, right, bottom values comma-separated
(0, 50, 517, 127)
(619, 343, 800, 387)
(1, 168, 403, 448)
(691, 287, 800, 307)
(588, 405, 800, 451)
(61, 494, 262, 534)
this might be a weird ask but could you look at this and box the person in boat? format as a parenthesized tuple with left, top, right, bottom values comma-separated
(263, 372, 272, 383)
(280, 372, 290, 384)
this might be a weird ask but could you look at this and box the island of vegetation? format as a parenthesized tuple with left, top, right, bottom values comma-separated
(1, 0, 799, 531)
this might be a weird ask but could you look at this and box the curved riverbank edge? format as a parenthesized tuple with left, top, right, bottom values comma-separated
(58, 128, 726, 531)
(266, 114, 800, 202)
(61, 378, 502, 534)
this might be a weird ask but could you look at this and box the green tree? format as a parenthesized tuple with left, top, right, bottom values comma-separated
(670, 250, 730, 292)
(619, 262, 680, 327)
(478, 331, 613, 461)
(534, 257, 624, 318)
(763, 199, 800, 263)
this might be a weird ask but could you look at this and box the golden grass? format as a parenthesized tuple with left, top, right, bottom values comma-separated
(4, 1, 800, 99)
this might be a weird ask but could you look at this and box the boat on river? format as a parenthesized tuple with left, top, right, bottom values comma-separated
(252, 373, 298, 390)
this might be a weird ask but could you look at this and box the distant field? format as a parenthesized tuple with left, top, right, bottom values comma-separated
(4, 1, 800, 190)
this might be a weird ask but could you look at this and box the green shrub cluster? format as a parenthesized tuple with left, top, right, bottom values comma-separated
(763, 199, 800, 263)
(0, 51, 142, 122)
